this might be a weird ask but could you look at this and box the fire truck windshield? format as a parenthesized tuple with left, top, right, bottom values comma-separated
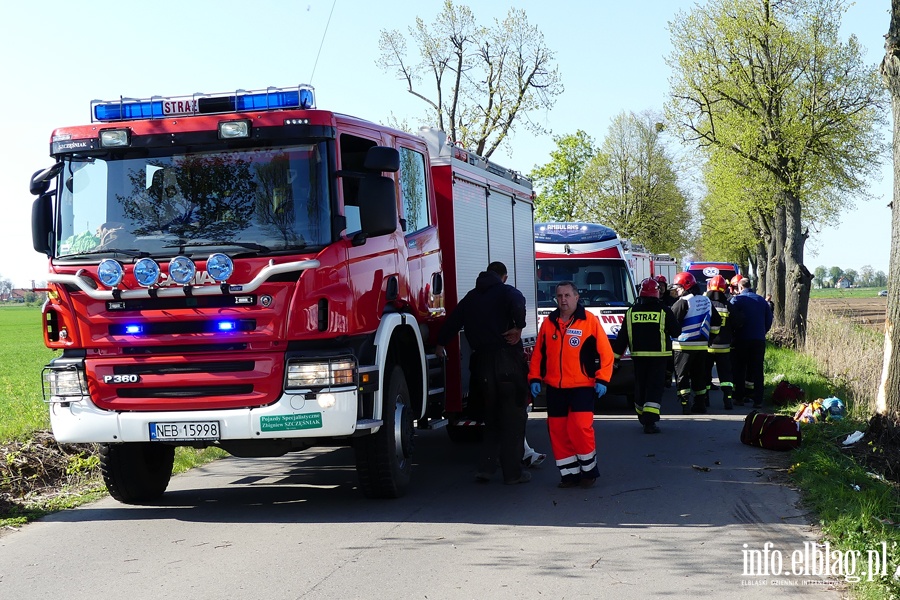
(535, 259, 636, 308)
(55, 142, 330, 259)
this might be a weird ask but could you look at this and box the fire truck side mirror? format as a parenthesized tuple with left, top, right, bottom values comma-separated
(30, 163, 64, 196)
(363, 146, 400, 173)
(357, 174, 398, 241)
(32, 193, 53, 256)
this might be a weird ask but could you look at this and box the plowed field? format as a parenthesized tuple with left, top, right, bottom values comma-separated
(811, 296, 887, 331)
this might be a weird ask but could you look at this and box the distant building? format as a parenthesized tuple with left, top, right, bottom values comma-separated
(835, 277, 851, 289)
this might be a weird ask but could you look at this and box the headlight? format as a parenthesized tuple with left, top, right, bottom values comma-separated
(134, 258, 161, 287)
(285, 358, 356, 389)
(98, 259, 124, 287)
(168, 255, 196, 285)
(206, 253, 234, 282)
(43, 367, 87, 398)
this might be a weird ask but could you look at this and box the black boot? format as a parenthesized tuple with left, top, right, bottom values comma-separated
(723, 390, 733, 410)
(679, 394, 690, 415)
(691, 394, 708, 414)
(643, 421, 661, 434)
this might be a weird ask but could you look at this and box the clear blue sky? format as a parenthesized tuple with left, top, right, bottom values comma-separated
(0, 0, 890, 287)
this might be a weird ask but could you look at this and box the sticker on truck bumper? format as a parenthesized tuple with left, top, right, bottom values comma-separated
(260, 413, 323, 432)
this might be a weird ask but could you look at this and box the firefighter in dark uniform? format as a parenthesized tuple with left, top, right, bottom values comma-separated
(704, 274, 742, 410)
(670, 272, 721, 414)
(612, 278, 681, 433)
(435, 262, 531, 485)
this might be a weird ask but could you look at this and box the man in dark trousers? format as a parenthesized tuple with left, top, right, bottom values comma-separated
(435, 261, 531, 485)
(670, 271, 721, 414)
(729, 277, 773, 408)
(705, 274, 742, 409)
(612, 278, 681, 433)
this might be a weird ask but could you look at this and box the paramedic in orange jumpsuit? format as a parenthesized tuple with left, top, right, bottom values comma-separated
(529, 282, 614, 488)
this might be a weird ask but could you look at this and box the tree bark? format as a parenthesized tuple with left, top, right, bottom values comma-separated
(876, 0, 900, 415)
(783, 189, 812, 348)
(769, 205, 787, 329)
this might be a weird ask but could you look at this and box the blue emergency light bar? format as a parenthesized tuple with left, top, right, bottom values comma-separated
(91, 85, 316, 122)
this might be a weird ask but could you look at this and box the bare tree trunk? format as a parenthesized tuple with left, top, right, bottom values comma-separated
(876, 0, 900, 415)
(783, 189, 812, 348)
(755, 238, 768, 298)
(769, 205, 787, 328)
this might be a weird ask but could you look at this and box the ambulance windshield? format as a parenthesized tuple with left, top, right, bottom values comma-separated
(55, 142, 330, 258)
(535, 259, 636, 308)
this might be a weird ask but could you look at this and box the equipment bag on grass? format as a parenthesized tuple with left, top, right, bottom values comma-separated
(740, 410, 801, 451)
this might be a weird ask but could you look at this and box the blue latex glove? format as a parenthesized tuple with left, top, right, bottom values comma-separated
(595, 382, 607, 398)
(530, 382, 542, 398)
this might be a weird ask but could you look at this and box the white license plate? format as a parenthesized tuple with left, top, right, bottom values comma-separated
(150, 421, 220, 441)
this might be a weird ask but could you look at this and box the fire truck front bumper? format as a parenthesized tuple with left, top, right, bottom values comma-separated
(48, 388, 370, 444)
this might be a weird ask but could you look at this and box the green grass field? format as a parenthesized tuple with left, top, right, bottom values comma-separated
(809, 286, 886, 299)
(0, 306, 57, 440)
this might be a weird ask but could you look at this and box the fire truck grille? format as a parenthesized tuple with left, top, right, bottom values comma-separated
(112, 361, 255, 376)
(115, 385, 254, 398)
(122, 343, 248, 355)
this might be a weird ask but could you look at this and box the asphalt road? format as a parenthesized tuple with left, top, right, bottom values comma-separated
(0, 389, 847, 600)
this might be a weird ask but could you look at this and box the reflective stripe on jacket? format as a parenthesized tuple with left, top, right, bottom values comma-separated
(611, 297, 681, 358)
(671, 290, 719, 351)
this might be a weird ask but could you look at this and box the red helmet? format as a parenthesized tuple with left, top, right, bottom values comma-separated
(655, 274, 667, 285)
(707, 274, 727, 293)
(673, 271, 696, 289)
(639, 277, 660, 298)
(730, 274, 744, 287)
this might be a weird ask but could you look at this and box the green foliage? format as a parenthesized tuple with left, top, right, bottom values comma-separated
(667, 0, 888, 340)
(578, 111, 692, 255)
(377, 1, 563, 159)
(530, 130, 597, 222)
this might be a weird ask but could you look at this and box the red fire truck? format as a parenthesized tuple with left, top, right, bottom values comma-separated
(29, 85, 536, 503)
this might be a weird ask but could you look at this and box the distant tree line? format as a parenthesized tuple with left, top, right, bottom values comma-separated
(812, 265, 888, 289)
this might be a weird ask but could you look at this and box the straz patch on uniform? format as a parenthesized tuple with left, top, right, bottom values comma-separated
(632, 312, 661, 323)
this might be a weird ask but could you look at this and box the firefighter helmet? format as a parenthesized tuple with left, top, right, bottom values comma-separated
(673, 271, 696, 289)
(730, 274, 745, 289)
(655, 274, 667, 285)
(639, 277, 660, 298)
(707, 274, 728, 293)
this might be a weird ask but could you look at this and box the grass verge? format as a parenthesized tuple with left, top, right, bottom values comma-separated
(764, 345, 900, 599)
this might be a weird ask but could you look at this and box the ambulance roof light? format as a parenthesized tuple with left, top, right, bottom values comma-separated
(91, 85, 316, 122)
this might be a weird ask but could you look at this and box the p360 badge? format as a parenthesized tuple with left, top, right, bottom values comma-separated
(103, 374, 141, 384)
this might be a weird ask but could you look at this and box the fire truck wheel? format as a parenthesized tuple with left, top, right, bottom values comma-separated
(354, 364, 414, 498)
(99, 442, 175, 504)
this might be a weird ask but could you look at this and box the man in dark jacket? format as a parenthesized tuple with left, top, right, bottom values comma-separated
(729, 278, 774, 408)
(435, 262, 530, 485)
(612, 278, 681, 433)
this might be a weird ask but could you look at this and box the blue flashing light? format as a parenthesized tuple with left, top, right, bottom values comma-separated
(217, 321, 237, 332)
(125, 325, 144, 335)
(94, 100, 165, 122)
(92, 85, 316, 122)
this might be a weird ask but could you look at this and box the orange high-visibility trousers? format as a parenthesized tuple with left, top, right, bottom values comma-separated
(546, 386, 599, 484)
